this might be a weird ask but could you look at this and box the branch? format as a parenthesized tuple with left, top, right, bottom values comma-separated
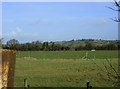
(105, 59, 119, 78)
(103, 62, 113, 81)
(110, 18, 120, 22)
(114, 0, 120, 7)
(107, 6, 120, 12)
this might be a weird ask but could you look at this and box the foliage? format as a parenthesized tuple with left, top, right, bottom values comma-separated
(3, 39, 119, 51)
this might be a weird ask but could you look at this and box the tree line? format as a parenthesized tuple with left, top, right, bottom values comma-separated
(2, 39, 70, 51)
(2, 39, 119, 51)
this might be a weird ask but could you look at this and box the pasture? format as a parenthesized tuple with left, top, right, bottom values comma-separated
(16, 50, 118, 59)
(14, 50, 119, 87)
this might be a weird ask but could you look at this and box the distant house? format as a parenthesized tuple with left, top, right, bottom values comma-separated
(91, 49, 95, 51)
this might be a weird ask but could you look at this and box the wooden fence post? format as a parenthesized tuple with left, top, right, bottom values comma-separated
(86, 82, 92, 89)
(0, 49, 16, 88)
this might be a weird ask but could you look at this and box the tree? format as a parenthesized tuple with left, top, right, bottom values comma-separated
(50, 42, 55, 51)
(108, 0, 120, 22)
(85, 42, 94, 50)
(7, 39, 19, 46)
(0, 38, 3, 49)
(41, 42, 50, 51)
(6, 39, 19, 50)
(93, 1, 120, 86)
(75, 45, 84, 51)
(35, 41, 40, 51)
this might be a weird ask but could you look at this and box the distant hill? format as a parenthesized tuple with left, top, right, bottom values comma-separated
(54, 39, 119, 48)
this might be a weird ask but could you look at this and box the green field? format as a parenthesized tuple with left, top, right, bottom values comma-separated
(14, 50, 119, 87)
(16, 50, 118, 59)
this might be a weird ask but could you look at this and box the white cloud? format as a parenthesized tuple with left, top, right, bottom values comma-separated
(2, 32, 40, 44)
(81, 18, 107, 27)
(30, 19, 41, 25)
(29, 19, 53, 25)
(16, 27, 22, 32)
(2, 26, 40, 43)
(5, 31, 16, 37)
(98, 18, 107, 24)
(3, 26, 22, 37)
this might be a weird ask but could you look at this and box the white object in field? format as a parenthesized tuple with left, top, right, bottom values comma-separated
(91, 49, 95, 51)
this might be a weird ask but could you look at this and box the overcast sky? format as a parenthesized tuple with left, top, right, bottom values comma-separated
(2, 2, 118, 43)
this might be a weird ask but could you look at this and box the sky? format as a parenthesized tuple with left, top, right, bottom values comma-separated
(2, 2, 118, 43)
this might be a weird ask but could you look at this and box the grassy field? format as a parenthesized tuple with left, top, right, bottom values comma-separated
(16, 50, 118, 59)
(14, 50, 119, 87)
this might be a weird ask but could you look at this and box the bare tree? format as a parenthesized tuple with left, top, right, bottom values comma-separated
(107, 0, 120, 22)
(95, 1, 120, 86)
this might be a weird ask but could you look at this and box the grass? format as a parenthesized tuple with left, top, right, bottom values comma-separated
(16, 50, 118, 59)
(14, 58, 118, 87)
(14, 50, 119, 87)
